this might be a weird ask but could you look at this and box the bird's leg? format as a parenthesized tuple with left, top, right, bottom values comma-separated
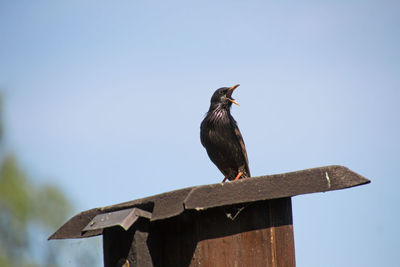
(234, 172, 243, 181)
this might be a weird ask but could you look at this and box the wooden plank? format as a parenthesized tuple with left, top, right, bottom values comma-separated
(189, 198, 295, 267)
(103, 227, 133, 267)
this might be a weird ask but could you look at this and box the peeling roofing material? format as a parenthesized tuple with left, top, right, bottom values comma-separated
(49, 165, 370, 240)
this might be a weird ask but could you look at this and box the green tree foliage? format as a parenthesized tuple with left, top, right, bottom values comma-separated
(0, 155, 72, 267)
(0, 95, 100, 267)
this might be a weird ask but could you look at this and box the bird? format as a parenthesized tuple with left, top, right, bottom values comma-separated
(200, 84, 250, 182)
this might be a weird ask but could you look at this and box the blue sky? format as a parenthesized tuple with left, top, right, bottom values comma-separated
(1, 1, 399, 266)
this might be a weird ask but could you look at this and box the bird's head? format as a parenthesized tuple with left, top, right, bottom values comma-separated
(209, 84, 240, 110)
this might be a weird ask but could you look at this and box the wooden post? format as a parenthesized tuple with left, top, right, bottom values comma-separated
(103, 198, 294, 267)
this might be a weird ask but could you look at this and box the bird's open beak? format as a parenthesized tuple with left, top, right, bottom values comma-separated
(227, 84, 240, 106)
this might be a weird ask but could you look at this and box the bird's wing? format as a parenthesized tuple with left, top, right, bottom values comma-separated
(232, 121, 251, 177)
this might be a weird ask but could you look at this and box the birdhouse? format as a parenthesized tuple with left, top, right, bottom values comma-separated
(49, 165, 370, 267)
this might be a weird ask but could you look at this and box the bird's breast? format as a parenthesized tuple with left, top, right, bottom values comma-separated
(207, 109, 231, 126)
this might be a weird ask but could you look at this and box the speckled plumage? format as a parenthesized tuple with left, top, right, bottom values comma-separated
(200, 86, 250, 182)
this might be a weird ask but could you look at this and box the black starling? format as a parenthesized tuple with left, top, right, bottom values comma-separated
(200, 84, 250, 182)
